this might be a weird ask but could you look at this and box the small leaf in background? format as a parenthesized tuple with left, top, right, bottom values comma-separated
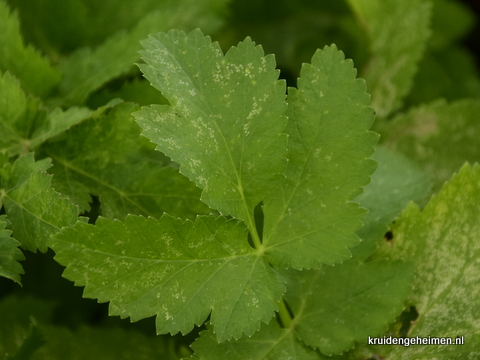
(403, 0, 480, 106)
(0, 154, 79, 252)
(383, 98, 480, 194)
(347, 0, 432, 118)
(41, 102, 209, 220)
(0, 71, 92, 156)
(353, 146, 431, 260)
(0, 216, 25, 284)
(0, 0, 61, 98)
(56, 0, 229, 107)
(51, 214, 285, 342)
(136, 29, 288, 223)
(262, 44, 377, 269)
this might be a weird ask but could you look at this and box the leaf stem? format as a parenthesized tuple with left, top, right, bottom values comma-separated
(247, 215, 263, 250)
(277, 299, 293, 329)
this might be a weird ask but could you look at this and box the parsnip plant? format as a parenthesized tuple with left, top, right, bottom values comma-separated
(1, 0, 479, 359)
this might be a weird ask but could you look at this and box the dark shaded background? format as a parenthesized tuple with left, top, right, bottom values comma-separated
(461, 0, 480, 66)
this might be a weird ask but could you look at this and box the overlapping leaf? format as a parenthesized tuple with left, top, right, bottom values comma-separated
(0, 216, 25, 284)
(0, 154, 79, 252)
(0, 71, 91, 156)
(135, 29, 288, 223)
(191, 322, 326, 360)
(284, 259, 413, 356)
(192, 258, 413, 358)
(262, 44, 377, 268)
(41, 102, 209, 220)
(347, 0, 431, 117)
(0, 0, 61, 97)
(51, 215, 285, 341)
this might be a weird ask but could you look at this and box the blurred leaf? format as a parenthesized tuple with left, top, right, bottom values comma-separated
(0, 215, 25, 285)
(383, 98, 480, 194)
(348, 0, 432, 117)
(56, 0, 229, 107)
(0, 295, 180, 360)
(0, 1, 61, 97)
(0, 71, 91, 156)
(368, 163, 480, 358)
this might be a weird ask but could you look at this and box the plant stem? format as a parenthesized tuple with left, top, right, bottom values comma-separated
(248, 215, 263, 250)
(278, 299, 293, 329)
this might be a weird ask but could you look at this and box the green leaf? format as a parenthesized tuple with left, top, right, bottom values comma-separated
(0, 154, 79, 252)
(383, 98, 480, 194)
(0, 71, 92, 156)
(284, 259, 414, 356)
(191, 322, 327, 360)
(0, 0, 61, 97)
(135, 29, 288, 224)
(352, 146, 431, 260)
(0, 295, 181, 360)
(86, 77, 168, 108)
(56, 0, 228, 107)
(262, 44, 377, 268)
(0, 215, 25, 284)
(428, 0, 475, 50)
(5, 0, 93, 55)
(405, 47, 480, 107)
(374, 163, 480, 358)
(42, 102, 209, 220)
(0, 71, 31, 155)
(56, 11, 171, 106)
(0, 295, 55, 357)
(347, 0, 432, 117)
(51, 214, 285, 341)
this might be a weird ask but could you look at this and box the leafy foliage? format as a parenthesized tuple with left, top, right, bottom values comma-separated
(1, 0, 480, 358)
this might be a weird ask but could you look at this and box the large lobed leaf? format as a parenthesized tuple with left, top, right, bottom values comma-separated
(51, 215, 285, 341)
(135, 29, 288, 224)
(262, 44, 378, 268)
